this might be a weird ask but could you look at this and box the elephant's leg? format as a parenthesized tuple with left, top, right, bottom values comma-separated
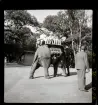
(60, 56, 67, 77)
(66, 65, 70, 76)
(43, 67, 50, 79)
(53, 63, 58, 77)
(41, 58, 51, 79)
(29, 60, 40, 79)
(62, 64, 67, 77)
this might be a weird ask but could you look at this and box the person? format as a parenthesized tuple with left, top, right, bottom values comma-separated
(75, 45, 90, 92)
(29, 41, 51, 79)
(4, 57, 7, 66)
(64, 45, 72, 76)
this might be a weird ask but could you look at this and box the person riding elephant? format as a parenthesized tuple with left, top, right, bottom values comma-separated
(29, 41, 51, 79)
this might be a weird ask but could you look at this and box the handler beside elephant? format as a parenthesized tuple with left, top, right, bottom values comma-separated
(75, 45, 90, 92)
(29, 41, 51, 79)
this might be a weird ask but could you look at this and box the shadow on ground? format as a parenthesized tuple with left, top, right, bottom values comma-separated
(34, 74, 66, 79)
(85, 82, 92, 90)
(57, 72, 77, 76)
(56, 72, 77, 77)
(34, 72, 77, 79)
(70, 72, 77, 76)
(5, 63, 26, 68)
(34, 75, 54, 79)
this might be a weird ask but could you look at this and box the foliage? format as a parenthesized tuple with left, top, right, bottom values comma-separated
(43, 12, 70, 38)
(43, 10, 92, 67)
(24, 34, 37, 51)
(43, 10, 92, 46)
(4, 10, 39, 27)
(4, 10, 39, 46)
(4, 10, 92, 65)
(4, 10, 40, 62)
(43, 15, 59, 32)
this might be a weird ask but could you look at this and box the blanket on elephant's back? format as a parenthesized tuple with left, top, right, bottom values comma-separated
(36, 37, 65, 66)
(48, 44, 64, 54)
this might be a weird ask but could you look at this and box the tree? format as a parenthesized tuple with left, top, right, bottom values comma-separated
(66, 10, 91, 52)
(43, 10, 92, 54)
(4, 10, 39, 46)
(4, 10, 40, 62)
(43, 15, 59, 32)
(24, 34, 37, 51)
(43, 10, 77, 55)
(42, 10, 92, 68)
(4, 10, 39, 28)
(66, 10, 80, 54)
(43, 11, 70, 38)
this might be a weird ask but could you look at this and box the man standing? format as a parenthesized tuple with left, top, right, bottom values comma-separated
(64, 45, 73, 76)
(75, 46, 90, 92)
(29, 41, 51, 79)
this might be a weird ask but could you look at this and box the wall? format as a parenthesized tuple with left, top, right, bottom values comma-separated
(21, 53, 34, 66)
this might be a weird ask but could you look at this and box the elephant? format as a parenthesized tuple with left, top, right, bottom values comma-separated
(51, 46, 74, 77)
(51, 53, 67, 77)
(49, 45, 67, 77)
(29, 39, 74, 79)
(29, 42, 51, 79)
(29, 43, 67, 79)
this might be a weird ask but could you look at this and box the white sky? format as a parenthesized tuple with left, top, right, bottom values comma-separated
(27, 10, 92, 26)
(27, 10, 63, 23)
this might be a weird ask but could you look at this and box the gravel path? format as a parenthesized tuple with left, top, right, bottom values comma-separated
(4, 66, 92, 103)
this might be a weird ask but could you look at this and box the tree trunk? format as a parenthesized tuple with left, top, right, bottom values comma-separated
(70, 27, 75, 56)
(70, 28, 73, 49)
(79, 24, 81, 52)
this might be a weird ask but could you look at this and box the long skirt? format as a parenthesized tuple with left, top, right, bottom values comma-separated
(77, 69, 86, 90)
